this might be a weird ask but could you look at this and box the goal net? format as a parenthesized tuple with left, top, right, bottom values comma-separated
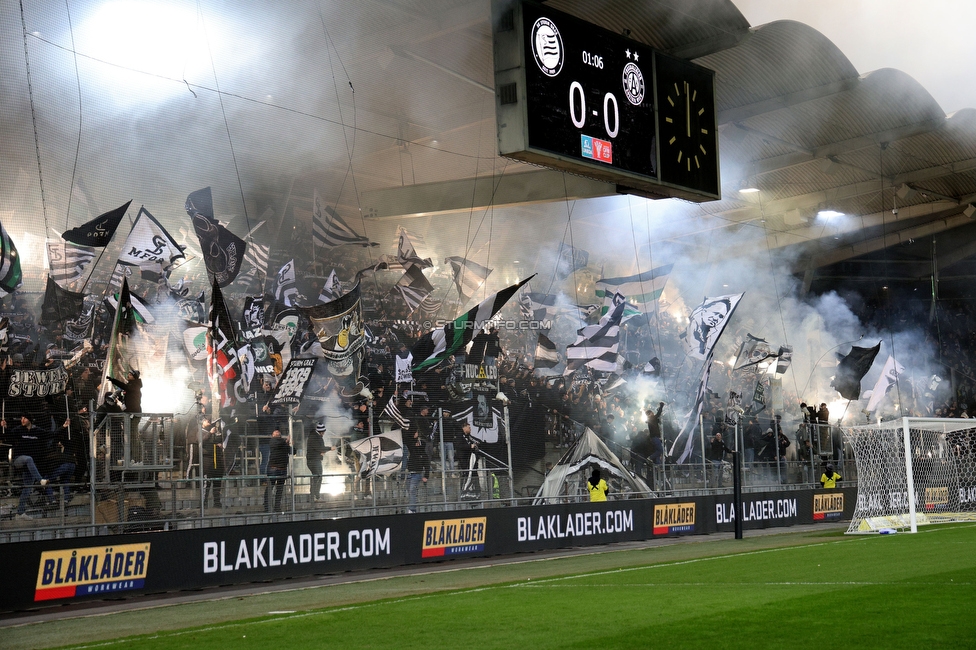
(843, 418, 976, 533)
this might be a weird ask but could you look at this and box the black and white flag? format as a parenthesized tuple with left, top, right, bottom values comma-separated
(445, 256, 491, 302)
(668, 354, 714, 464)
(351, 431, 403, 477)
(685, 293, 743, 360)
(108, 207, 185, 290)
(564, 301, 626, 374)
(392, 265, 434, 312)
(46, 239, 95, 286)
(186, 187, 247, 288)
(534, 333, 559, 369)
(395, 226, 432, 270)
(269, 358, 318, 406)
(273, 259, 300, 307)
(61, 199, 130, 247)
(312, 190, 376, 248)
(734, 333, 773, 370)
(383, 397, 411, 429)
(318, 269, 343, 303)
(0, 222, 23, 298)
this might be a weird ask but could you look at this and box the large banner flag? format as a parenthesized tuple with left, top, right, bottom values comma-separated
(445, 256, 492, 303)
(685, 293, 744, 360)
(318, 270, 343, 304)
(831, 342, 881, 401)
(564, 301, 626, 374)
(0, 222, 23, 298)
(269, 358, 318, 406)
(208, 279, 242, 413)
(411, 276, 534, 371)
(40, 276, 86, 326)
(395, 226, 432, 270)
(108, 207, 185, 290)
(595, 264, 673, 312)
(351, 430, 403, 477)
(185, 187, 247, 287)
(46, 239, 95, 287)
(865, 354, 905, 412)
(668, 353, 715, 464)
(392, 265, 434, 312)
(240, 296, 265, 335)
(273, 259, 300, 307)
(301, 281, 367, 396)
(534, 332, 559, 369)
(61, 199, 130, 247)
(311, 191, 376, 248)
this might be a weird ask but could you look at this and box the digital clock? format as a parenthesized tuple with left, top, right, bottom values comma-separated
(492, 0, 720, 202)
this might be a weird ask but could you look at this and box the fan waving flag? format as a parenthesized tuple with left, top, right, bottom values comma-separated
(865, 355, 905, 413)
(40, 276, 86, 325)
(46, 239, 95, 286)
(564, 301, 626, 374)
(534, 333, 559, 369)
(411, 275, 534, 371)
(233, 216, 270, 289)
(831, 342, 881, 401)
(312, 190, 376, 248)
(208, 279, 242, 414)
(685, 293, 744, 360)
(61, 199, 130, 247)
(0, 222, 23, 298)
(98, 278, 137, 406)
(318, 269, 343, 303)
(392, 265, 434, 312)
(186, 187, 247, 287)
(595, 264, 672, 313)
(555, 242, 588, 280)
(273, 259, 300, 306)
(108, 207, 185, 290)
(395, 226, 432, 269)
(445, 256, 492, 303)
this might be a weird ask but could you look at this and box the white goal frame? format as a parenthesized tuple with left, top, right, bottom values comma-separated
(843, 417, 976, 534)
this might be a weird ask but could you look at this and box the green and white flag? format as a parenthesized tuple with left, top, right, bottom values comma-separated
(411, 275, 534, 371)
(595, 263, 672, 312)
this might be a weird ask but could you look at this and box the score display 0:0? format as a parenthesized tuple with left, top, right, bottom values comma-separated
(569, 81, 619, 138)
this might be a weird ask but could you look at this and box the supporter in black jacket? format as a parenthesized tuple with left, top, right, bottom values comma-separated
(264, 428, 293, 512)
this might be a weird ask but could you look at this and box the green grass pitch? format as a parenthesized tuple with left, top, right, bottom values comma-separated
(8, 524, 976, 649)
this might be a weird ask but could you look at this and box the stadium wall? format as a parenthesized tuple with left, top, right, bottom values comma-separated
(2, 487, 855, 612)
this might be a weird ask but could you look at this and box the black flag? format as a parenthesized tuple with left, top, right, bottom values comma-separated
(186, 187, 247, 287)
(61, 200, 130, 247)
(40, 276, 86, 325)
(831, 342, 881, 400)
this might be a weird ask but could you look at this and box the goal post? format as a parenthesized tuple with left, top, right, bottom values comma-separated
(843, 417, 976, 534)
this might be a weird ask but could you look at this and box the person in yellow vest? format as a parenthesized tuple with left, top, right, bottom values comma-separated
(587, 468, 609, 502)
(820, 464, 841, 489)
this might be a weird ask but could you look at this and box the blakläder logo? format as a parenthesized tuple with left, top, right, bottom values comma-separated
(422, 517, 486, 557)
(35, 543, 151, 602)
(530, 16, 564, 77)
(653, 502, 696, 535)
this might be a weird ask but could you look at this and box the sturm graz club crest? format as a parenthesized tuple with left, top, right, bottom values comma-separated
(530, 16, 563, 77)
(622, 62, 645, 105)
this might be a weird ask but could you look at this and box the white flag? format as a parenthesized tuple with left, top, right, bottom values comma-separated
(865, 355, 905, 413)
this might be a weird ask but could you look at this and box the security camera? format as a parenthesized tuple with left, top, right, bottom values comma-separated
(891, 208, 898, 216)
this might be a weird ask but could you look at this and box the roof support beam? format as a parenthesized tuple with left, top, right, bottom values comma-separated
(360, 169, 617, 219)
(718, 77, 860, 124)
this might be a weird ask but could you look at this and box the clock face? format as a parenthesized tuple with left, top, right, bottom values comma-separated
(655, 54, 718, 196)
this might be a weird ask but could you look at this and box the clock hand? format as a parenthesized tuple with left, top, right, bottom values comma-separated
(685, 81, 691, 138)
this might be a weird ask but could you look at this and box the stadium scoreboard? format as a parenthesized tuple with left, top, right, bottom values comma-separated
(492, 0, 720, 202)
